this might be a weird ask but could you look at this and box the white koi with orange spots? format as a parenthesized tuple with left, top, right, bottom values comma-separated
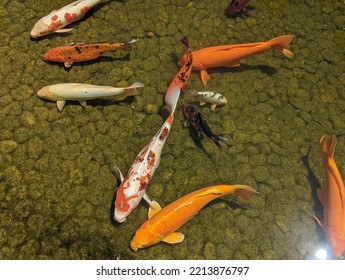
(30, 0, 102, 38)
(113, 86, 181, 223)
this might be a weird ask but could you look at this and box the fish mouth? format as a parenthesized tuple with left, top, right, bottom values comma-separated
(130, 242, 142, 252)
(114, 211, 127, 223)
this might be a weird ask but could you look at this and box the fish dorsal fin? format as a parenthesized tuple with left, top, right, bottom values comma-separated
(174, 189, 224, 212)
(148, 201, 161, 219)
(56, 100, 66, 111)
(162, 232, 185, 244)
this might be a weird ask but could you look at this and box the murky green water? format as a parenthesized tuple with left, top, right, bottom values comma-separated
(0, 0, 345, 260)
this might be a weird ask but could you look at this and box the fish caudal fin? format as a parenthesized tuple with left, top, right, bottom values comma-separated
(269, 35, 294, 58)
(122, 36, 139, 50)
(233, 185, 259, 204)
(320, 134, 336, 160)
(164, 86, 181, 114)
(124, 81, 144, 97)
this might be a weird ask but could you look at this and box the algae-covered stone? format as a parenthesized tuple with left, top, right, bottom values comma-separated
(252, 166, 270, 182)
(3, 165, 21, 186)
(143, 103, 159, 114)
(27, 137, 43, 159)
(202, 241, 216, 259)
(0, 140, 18, 154)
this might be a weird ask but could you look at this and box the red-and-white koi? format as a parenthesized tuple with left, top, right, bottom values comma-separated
(30, 0, 102, 38)
(113, 86, 180, 223)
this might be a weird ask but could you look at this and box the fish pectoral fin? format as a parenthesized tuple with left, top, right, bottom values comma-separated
(200, 69, 211, 86)
(56, 100, 66, 111)
(112, 166, 124, 181)
(162, 232, 185, 244)
(210, 104, 217, 110)
(143, 193, 153, 206)
(199, 101, 206, 106)
(79, 100, 88, 109)
(55, 28, 74, 33)
(148, 201, 161, 219)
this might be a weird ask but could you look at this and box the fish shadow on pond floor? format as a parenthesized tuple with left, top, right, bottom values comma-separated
(300, 145, 326, 243)
(207, 63, 277, 78)
(42, 53, 131, 71)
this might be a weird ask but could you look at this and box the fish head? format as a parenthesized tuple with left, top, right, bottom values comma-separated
(37, 86, 56, 101)
(130, 226, 160, 251)
(30, 19, 50, 38)
(114, 183, 140, 223)
(182, 104, 197, 119)
(43, 48, 64, 62)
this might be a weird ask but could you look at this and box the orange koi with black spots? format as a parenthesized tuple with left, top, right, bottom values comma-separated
(43, 37, 138, 68)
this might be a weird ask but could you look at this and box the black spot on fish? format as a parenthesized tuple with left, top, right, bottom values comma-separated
(74, 47, 82, 54)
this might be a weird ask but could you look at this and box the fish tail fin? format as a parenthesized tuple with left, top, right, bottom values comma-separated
(320, 134, 336, 160)
(122, 36, 139, 50)
(269, 35, 294, 58)
(234, 185, 259, 204)
(164, 86, 181, 114)
(216, 136, 229, 149)
(180, 36, 190, 48)
(124, 81, 144, 97)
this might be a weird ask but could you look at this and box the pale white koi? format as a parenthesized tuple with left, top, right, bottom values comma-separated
(37, 81, 144, 111)
(194, 91, 227, 110)
(113, 86, 180, 223)
(30, 0, 103, 38)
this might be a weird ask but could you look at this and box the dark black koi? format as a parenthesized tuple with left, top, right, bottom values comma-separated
(183, 104, 228, 149)
(226, 0, 251, 15)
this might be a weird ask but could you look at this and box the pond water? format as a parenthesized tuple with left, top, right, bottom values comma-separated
(0, 0, 344, 260)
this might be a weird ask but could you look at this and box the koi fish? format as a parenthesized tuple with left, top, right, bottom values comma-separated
(316, 135, 345, 258)
(130, 184, 258, 251)
(178, 35, 294, 86)
(194, 91, 227, 110)
(226, 0, 251, 15)
(183, 104, 228, 148)
(166, 36, 193, 94)
(113, 86, 181, 223)
(43, 37, 138, 68)
(37, 81, 144, 111)
(30, 0, 102, 38)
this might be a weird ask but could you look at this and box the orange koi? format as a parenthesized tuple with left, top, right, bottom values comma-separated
(43, 37, 138, 68)
(130, 184, 257, 251)
(316, 135, 345, 258)
(178, 35, 294, 86)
